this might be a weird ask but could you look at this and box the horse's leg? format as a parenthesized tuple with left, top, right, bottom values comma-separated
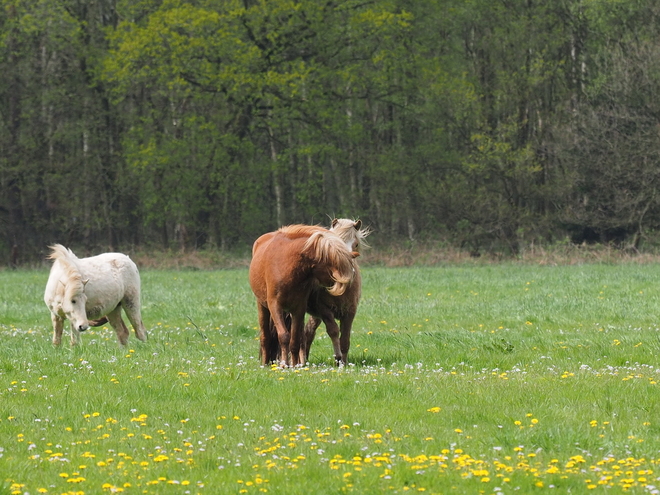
(106, 306, 130, 346)
(294, 313, 307, 366)
(268, 318, 280, 363)
(288, 311, 307, 368)
(303, 316, 322, 363)
(297, 329, 307, 367)
(257, 304, 275, 365)
(51, 314, 64, 346)
(281, 313, 293, 363)
(321, 315, 342, 365)
(69, 321, 80, 346)
(122, 297, 148, 342)
(338, 312, 356, 366)
(268, 303, 292, 367)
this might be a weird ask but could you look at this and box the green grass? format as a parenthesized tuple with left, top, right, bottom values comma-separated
(2, 264, 660, 494)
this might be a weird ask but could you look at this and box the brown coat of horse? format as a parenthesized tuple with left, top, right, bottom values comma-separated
(249, 224, 357, 367)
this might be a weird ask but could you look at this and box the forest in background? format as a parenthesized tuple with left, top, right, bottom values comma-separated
(2, 0, 660, 264)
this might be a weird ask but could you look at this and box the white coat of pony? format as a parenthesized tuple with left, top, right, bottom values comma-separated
(44, 244, 147, 346)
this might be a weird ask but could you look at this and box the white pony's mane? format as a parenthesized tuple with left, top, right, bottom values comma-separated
(48, 244, 83, 286)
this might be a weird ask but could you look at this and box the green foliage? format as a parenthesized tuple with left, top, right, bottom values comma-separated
(3, 0, 660, 259)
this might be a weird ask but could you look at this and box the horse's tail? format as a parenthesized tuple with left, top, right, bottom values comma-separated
(304, 231, 355, 296)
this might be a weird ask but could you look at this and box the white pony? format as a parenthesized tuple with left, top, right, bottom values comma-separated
(44, 244, 147, 346)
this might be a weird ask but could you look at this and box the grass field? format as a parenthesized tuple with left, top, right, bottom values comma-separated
(2, 263, 660, 494)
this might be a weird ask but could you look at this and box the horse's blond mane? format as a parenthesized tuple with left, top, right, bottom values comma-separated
(48, 244, 83, 285)
(303, 231, 355, 296)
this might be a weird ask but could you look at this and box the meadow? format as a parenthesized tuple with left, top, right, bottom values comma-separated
(2, 263, 660, 494)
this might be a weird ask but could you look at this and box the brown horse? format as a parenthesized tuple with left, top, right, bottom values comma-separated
(249, 224, 357, 367)
(303, 219, 370, 365)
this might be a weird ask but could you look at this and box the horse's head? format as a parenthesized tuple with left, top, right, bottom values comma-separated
(48, 244, 90, 332)
(60, 278, 90, 332)
(330, 218, 371, 254)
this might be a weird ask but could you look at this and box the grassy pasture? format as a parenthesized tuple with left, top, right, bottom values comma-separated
(2, 264, 660, 494)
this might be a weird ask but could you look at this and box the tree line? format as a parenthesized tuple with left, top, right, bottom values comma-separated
(2, 0, 660, 263)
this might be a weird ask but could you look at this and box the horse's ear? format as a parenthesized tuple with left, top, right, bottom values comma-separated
(354, 220, 362, 230)
(82, 279, 89, 287)
(332, 218, 339, 228)
(351, 251, 360, 258)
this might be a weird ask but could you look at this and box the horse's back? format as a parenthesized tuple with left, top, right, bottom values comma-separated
(78, 252, 141, 303)
(278, 224, 326, 239)
(81, 253, 138, 278)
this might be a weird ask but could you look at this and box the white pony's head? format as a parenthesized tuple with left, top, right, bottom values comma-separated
(61, 278, 89, 332)
(48, 245, 90, 332)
